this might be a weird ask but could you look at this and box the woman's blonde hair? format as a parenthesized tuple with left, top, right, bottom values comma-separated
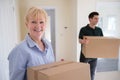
(25, 7, 48, 23)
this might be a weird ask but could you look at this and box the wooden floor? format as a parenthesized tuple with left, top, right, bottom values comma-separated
(95, 71, 120, 80)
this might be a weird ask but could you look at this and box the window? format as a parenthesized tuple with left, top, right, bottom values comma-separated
(108, 16, 116, 31)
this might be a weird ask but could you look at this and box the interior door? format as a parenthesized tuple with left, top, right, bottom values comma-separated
(0, 0, 18, 80)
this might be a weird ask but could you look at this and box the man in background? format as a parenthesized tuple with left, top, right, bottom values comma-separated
(78, 12, 103, 80)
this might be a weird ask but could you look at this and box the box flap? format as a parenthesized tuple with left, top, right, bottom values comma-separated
(38, 62, 88, 76)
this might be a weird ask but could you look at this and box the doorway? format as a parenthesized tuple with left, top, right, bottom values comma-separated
(45, 8, 56, 58)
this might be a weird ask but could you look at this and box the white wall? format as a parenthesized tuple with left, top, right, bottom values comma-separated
(96, 2, 120, 37)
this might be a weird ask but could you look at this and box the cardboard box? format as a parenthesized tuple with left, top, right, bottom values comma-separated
(27, 61, 90, 80)
(95, 71, 120, 80)
(82, 36, 120, 58)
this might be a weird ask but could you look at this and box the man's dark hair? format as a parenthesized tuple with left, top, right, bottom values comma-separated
(88, 11, 99, 19)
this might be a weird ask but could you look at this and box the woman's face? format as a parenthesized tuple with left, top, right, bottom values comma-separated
(26, 16, 46, 39)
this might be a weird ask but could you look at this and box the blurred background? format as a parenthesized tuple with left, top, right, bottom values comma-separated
(0, 0, 120, 80)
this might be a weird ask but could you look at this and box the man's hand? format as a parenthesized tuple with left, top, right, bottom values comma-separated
(79, 38, 89, 44)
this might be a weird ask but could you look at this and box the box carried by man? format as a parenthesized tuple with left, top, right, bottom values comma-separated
(82, 36, 120, 58)
(27, 61, 90, 80)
